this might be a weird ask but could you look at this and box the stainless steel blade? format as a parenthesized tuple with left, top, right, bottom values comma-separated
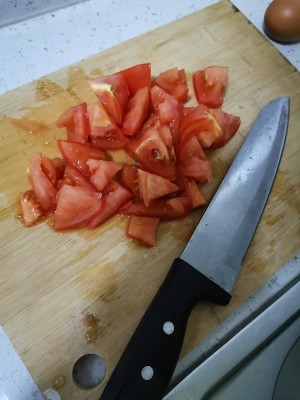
(181, 97, 289, 294)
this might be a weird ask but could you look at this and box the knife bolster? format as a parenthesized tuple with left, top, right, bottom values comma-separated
(171, 258, 232, 307)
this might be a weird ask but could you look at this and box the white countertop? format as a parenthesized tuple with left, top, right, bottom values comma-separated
(0, 0, 299, 95)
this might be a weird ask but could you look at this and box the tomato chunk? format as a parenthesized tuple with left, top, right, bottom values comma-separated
(28, 153, 58, 212)
(138, 169, 179, 207)
(177, 136, 213, 182)
(88, 102, 128, 149)
(119, 164, 140, 198)
(210, 109, 241, 148)
(87, 159, 122, 191)
(56, 102, 90, 143)
(127, 216, 160, 246)
(20, 190, 44, 227)
(182, 180, 207, 208)
(153, 67, 188, 102)
(179, 105, 222, 148)
(54, 185, 103, 230)
(88, 73, 129, 124)
(125, 126, 176, 181)
(58, 140, 105, 177)
(61, 164, 95, 191)
(151, 85, 183, 134)
(119, 63, 151, 95)
(88, 181, 132, 229)
(122, 87, 150, 136)
(193, 66, 228, 108)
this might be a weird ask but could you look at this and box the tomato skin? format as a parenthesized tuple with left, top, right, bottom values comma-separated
(122, 87, 150, 136)
(56, 103, 90, 143)
(88, 73, 129, 124)
(54, 185, 103, 230)
(58, 140, 105, 177)
(193, 66, 228, 108)
(153, 67, 189, 102)
(29, 153, 58, 212)
(20, 190, 44, 227)
(88, 102, 128, 149)
(123, 196, 193, 220)
(119, 63, 151, 94)
(127, 216, 160, 246)
(88, 181, 132, 229)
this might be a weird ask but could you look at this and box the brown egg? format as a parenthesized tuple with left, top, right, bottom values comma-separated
(264, 0, 300, 43)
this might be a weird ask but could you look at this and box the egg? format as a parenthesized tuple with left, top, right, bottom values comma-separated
(264, 0, 300, 43)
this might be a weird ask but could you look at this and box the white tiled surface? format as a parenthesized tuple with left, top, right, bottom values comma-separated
(0, 0, 218, 94)
(1, 0, 299, 96)
(0, 326, 44, 400)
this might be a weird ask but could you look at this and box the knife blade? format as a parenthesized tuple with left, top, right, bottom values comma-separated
(99, 97, 289, 400)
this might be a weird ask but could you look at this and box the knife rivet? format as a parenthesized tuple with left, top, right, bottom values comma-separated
(163, 321, 174, 335)
(141, 366, 154, 380)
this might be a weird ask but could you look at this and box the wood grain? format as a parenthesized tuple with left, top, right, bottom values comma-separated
(0, 1, 299, 398)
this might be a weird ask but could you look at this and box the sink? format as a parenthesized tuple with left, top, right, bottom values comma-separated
(164, 254, 300, 400)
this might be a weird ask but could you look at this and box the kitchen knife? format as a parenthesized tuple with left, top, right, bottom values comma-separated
(100, 97, 289, 400)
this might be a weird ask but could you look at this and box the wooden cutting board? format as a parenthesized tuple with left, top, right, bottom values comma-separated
(0, 1, 299, 398)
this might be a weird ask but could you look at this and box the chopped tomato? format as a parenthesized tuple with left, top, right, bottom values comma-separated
(88, 102, 128, 149)
(58, 140, 105, 177)
(122, 87, 150, 136)
(193, 66, 228, 108)
(28, 153, 57, 212)
(119, 63, 151, 94)
(88, 73, 129, 124)
(158, 124, 173, 148)
(138, 169, 179, 207)
(56, 103, 90, 143)
(123, 196, 193, 219)
(150, 85, 183, 134)
(141, 115, 173, 148)
(125, 126, 176, 181)
(88, 181, 132, 229)
(20, 63, 241, 247)
(153, 67, 188, 102)
(119, 164, 140, 198)
(54, 185, 103, 230)
(177, 136, 213, 182)
(182, 180, 207, 208)
(87, 159, 122, 191)
(40, 155, 64, 188)
(61, 164, 95, 191)
(50, 157, 65, 181)
(20, 190, 44, 227)
(127, 216, 160, 246)
(179, 105, 222, 148)
(210, 109, 241, 148)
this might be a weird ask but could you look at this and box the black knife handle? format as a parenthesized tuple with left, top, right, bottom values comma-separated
(100, 258, 231, 400)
